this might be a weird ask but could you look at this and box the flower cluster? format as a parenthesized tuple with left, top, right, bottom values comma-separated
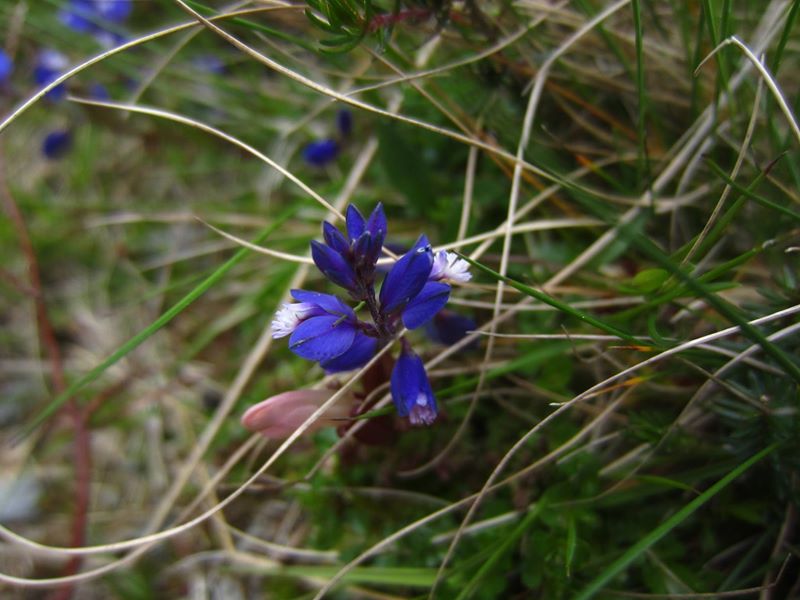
(271, 204, 471, 426)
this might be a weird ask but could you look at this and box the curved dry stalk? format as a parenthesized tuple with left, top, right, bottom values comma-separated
(0, 5, 293, 135)
(70, 98, 343, 219)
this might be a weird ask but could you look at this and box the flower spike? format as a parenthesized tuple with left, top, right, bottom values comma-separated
(262, 203, 472, 431)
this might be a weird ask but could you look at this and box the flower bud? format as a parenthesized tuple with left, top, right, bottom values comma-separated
(241, 389, 354, 439)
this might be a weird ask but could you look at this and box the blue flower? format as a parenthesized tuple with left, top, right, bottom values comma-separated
(303, 138, 339, 167)
(390, 344, 437, 426)
(34, 49, 69, 101)
(270, 203, 470, 427)
(0, 49, 13, 84)
(42, 130, 73, 159)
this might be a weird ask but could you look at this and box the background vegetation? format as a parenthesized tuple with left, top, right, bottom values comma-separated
(0, 0, 798, 598)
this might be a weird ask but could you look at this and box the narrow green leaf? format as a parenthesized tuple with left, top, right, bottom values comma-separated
(456, 254, 642, 345)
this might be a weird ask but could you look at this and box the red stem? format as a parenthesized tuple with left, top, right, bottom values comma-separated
(0, 152, 92, 600)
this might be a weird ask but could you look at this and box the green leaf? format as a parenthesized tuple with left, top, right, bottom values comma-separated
(631, 268, 669, 293)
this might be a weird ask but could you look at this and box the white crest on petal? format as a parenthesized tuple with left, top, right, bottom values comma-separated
(271, 302, 316, 338)
(430, 251, 471, 283)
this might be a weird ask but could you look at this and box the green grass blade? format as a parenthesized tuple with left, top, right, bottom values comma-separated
(770, 0, 800, 73)
(707, 160, 800, 222)
(457, 254, 642, 344)
(573, 443, 778, 600)
(455, 503, 545, 600)
(631, 0, 650, 187)
(14, 208, 295, 442)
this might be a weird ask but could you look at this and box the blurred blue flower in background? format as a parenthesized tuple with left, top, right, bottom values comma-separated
(94, 0, 132, 23)
(42, 130, 73, 159)
(60, 0, 132, 47)
(302, 138, 339, 167)
(0, 49, 12, 84)
(89, 82, 110, 100)
(34, 50, 69, 100)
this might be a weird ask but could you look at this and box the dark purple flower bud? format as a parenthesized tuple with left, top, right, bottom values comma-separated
(42, 130, 73, 159)
(289, 315, 357, 362)
(322, 221, 350, 255)
(425, 310, 477, 347)
(0, 50, 13, 84)
(402, 281, 450, 329)
(336, 108, 353, 137)
(320, 332, 378, 373)
(379, 235, 434, 315)
(365, 202, 387, 239)
(311, 240, 358, 291)
(351, 231, 373, 267)
(391, 346, 437, 426)
(345, 204, 366, 242)
(302, 138, 339, 167)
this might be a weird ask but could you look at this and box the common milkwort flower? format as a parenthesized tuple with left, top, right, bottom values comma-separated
(270, 203, 471, 426)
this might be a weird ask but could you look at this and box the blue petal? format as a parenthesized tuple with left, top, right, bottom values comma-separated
(289, 315, 356, 362)
(379, 235, 433, 314)
(345, 204, 366, 242)
(311, 240, 357, 291)
(402, 282, 450, 330)
(303, 139, 339, 167)
(390, 347, 437, 424)
(290, 289, 354, 319)
(321, 333, 378, 373)
(0, 50, 12, 84)
(322, 221, 350, 255)
(365, 203, 387, 239)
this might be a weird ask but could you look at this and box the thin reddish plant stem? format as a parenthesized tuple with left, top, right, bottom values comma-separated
(367, 8, 432, 32)
(0, 152, 92, 600)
